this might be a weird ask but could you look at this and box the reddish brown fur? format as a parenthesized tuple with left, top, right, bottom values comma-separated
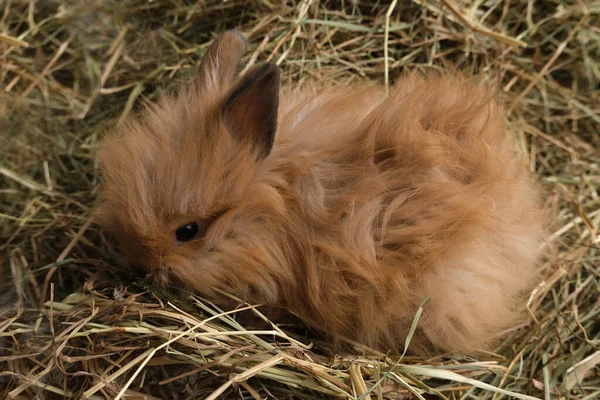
(96, 31, 546, 355)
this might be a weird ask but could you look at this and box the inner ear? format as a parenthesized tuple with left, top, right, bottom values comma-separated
(222, 62, 280, 159)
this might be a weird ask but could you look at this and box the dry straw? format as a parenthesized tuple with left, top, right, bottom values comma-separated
(1, 0, 599, 399)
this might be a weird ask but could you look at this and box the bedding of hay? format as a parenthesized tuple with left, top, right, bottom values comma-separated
(1, 0, 598, 399)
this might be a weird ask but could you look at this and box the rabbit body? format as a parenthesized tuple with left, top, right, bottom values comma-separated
(97, 31, 545, 355)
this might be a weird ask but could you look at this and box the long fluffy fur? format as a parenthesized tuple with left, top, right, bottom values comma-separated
(96, 41, 546, 355)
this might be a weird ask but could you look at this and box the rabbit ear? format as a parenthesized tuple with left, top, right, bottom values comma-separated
(197, 30, 247, 89)
(222, 62, 280, 159)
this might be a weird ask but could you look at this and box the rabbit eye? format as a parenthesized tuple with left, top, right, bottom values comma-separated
(173, 210, 229, 245)
(175, 223, 199, 242)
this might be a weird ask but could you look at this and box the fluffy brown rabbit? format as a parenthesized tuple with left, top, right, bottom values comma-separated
(96, 30, 546, 355)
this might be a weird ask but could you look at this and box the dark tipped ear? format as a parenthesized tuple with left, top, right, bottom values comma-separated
(197, 30, 247, 89)
(222, 62, 280, 159)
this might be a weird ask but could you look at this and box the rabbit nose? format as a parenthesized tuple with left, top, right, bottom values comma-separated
(131, 263, 148, 278)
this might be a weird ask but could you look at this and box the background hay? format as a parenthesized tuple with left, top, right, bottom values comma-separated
(1, 0, 598, 399)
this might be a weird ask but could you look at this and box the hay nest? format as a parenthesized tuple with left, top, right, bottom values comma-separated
(1, 1, 598, 399)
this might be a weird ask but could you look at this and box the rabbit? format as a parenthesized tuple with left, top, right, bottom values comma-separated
(95, 30, 547, 356)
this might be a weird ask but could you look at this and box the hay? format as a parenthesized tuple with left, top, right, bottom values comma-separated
(1, 0, 598, 399)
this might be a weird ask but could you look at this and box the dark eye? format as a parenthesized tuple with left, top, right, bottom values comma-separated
(175, 222, 199, 242)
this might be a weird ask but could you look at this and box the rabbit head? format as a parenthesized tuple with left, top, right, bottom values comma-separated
(96, 31, 288, 301)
